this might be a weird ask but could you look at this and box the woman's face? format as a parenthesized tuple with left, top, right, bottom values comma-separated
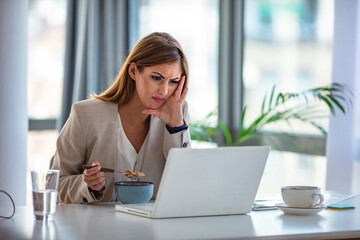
(129, 62, 183, 109)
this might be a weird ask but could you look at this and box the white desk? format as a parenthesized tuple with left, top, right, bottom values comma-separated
(1, 195, 360, 240)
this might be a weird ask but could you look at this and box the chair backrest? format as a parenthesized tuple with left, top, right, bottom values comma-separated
(49, 155, 55, 169)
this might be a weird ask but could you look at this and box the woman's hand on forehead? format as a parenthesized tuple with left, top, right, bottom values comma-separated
(143, 75, 188, 127)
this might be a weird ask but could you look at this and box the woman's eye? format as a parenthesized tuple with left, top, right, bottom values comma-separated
(151, 76, 162, 81)
(171, 80, 180, 84)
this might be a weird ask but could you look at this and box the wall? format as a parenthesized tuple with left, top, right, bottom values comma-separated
(0, 0, 28, 206)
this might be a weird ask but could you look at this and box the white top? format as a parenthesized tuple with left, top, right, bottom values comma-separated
(115, 114, 168, 183)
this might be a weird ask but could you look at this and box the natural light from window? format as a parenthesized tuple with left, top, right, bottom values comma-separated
(243, 0, 334, 135)
(243, 0, 333, 195)
(137, 0, 219, 124)
(27, 0, 66, 204)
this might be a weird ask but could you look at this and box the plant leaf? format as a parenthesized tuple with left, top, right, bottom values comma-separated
(240, 106, 247, 132)
(326, 94, 346, 114)
(261, 93, 267, 115)
(218, 120, 233, 146)
(268, 85, 276, 111)
(314, 93, 335, 114)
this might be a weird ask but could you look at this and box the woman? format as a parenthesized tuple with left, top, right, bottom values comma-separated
(52, 32, 191, 204)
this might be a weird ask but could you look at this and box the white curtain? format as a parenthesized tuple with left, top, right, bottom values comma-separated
(326, 0, 360, 194)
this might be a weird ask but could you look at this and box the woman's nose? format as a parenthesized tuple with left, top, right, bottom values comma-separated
(158, 82, 168, 96)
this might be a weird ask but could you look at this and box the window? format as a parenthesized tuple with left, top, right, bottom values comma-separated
(243, 0, 334, 193)
(243, 0, 334, 134)
(134, 0, 334, 192)
(27, 0, 67, 204)
(135, 0, 219, 123)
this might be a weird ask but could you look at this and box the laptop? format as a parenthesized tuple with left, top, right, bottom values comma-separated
(115, 146, 270, 218)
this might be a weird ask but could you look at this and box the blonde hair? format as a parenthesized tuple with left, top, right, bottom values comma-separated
(93, 32, 189, 104)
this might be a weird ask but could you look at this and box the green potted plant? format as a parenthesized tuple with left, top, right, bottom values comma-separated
(190, 83, 352, 148)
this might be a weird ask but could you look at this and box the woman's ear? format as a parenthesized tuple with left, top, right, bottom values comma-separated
(128, 62, 137, 80)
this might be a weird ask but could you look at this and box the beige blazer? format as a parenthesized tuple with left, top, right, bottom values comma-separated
(52, 99, 191, 204)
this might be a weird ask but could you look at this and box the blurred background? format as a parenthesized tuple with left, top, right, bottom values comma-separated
(27, 0, 334, 203)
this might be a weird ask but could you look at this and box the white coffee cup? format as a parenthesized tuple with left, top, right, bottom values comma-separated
(281, 186, 324, 208)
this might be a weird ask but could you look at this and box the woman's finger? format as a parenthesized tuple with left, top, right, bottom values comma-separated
(89, 181, 105, 191)
(87, 175, 106, 187)
(84, 171, 105, 182)
(90, 175, 106, 189)
(83, 161, 101, 176)
(142, 108, 160, 117)
(85, 175, 106, 190)
(179, 87, 188, 102)
(174, 76, 186, 99)
(84, 166, 101, 176)
(83, 160, 106, 190)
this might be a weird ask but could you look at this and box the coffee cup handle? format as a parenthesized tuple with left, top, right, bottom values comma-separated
(312, 193, 324, 207)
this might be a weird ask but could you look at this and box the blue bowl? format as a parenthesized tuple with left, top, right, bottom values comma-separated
(114, 181, 154, 204)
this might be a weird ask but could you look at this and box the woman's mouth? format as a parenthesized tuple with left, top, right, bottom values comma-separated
(152, 97, 166, 103)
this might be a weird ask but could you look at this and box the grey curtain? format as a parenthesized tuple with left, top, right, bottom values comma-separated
(57, 0, 132, 130)
(218, 0, 244, 139)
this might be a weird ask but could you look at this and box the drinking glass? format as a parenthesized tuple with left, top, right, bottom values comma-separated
(31, 169, 59, 221)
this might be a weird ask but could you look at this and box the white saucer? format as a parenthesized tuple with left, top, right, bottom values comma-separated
(275, 203, 326, 216)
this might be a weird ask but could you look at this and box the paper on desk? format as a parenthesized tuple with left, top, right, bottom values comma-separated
(326, 204, 355, 210)
(252, 200, 282, 211)
(323, 191, 354, 205)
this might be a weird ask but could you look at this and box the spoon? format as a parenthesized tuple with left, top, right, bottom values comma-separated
(82, 165, 145, 180)
(83, 164, 122, 174)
